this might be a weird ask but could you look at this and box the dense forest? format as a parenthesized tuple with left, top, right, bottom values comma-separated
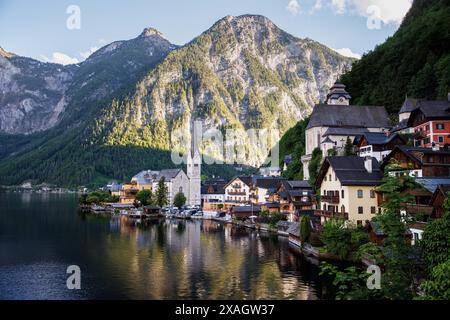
(341, 0, 450, 115)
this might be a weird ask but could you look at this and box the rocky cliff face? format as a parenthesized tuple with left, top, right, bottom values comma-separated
(0, 53, 75, 134)
(92, 15, 353, 166)
(0, 31, 175, 134)
(0, 15, 354, 186)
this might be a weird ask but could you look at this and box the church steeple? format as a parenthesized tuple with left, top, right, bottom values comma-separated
(326, 80, 351, 105)
(187, 117, 201, 206)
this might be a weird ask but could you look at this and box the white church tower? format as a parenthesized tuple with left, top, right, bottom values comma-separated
(187, 119, 202, 206)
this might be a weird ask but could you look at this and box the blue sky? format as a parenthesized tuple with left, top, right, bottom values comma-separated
(0, 0, 413, 64)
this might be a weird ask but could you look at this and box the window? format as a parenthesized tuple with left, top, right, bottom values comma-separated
(438, 136, 444, 143)
(371, 207, 376, 214)
(378, 208, 382, 214)
(370, 190, 376, 199)
(357, 220, 363, 227)
(358, 207, 364, 214)
(437, 123, 445, 130)
(341, 190, 345, 199)
(329, 174, 332, 181)
(357, 190, 363, 198)
(324, 176, 327, 182)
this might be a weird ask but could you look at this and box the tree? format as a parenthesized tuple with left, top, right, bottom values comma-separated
(344, 137, 353, 156)
(174, 192, 187, 208)
(136, 189, 153, 207)
(421, 194, 450, 270)
(375, 173, 419, 299)
(320, 219, 353, 260)
(420, 258, 450, 300)
(300, 215, 311, 243)
(155, 177, 168, 207)
(308, 147, 323, 188)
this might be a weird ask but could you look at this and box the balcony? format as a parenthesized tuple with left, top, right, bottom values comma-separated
(228, 191, 247, 196)
(314, 210, 348, 220)
(405, 204, 434, 216)
(321, 195, 340, 204)
(232, 184, 242, 189)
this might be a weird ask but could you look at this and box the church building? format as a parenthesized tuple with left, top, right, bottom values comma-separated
(301, 81, 391, 180)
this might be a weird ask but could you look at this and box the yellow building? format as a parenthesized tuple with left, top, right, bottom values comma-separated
(315, 156, 383, 226)
(120, 182, 139, 204)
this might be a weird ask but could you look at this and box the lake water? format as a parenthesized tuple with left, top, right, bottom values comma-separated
(0, 193, 331, 300)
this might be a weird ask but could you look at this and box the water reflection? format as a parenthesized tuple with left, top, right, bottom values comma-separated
(0, 193, 329, 300)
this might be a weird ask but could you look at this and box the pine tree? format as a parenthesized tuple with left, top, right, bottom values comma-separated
(155, 177, 169, 207)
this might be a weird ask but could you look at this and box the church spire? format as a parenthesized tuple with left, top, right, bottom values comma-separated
(326, 80, 351, 105)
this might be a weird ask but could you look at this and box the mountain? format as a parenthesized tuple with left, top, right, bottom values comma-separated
(89, 15, 353, 166)
(0, 29, 175, 134)
(0, 15, 353, 187)
(341, 0, 450, 116)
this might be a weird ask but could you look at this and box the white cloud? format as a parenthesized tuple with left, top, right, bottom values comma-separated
(41, 52, 79, 65)
(332, 48, 362, 59)
(286, 0, 301, 16)
(311, 0, 413, 25)
(80, 47, 99, 60)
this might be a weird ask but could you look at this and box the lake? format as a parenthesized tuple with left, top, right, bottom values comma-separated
(0, 193, 331, 300)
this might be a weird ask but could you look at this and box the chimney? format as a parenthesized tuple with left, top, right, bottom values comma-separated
(364, 157, 373, 173)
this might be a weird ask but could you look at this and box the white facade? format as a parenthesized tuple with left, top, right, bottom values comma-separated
(358, 145, 391, 162)
(187, 149, 202, 206)
(224, 178, 251, 203)
(152, 171, 190, 206)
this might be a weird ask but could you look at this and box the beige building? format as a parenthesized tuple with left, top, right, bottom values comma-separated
(315, 156, 383, 226)
(301, 81, 391, 180)
(224, 176, 252, 204)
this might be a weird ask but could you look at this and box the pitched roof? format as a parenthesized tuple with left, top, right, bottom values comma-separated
(390, 119, 410, 133)
(317, 156, 383, 187)
(326, 82, 352, 101)
(232, 205, 261, 213)
(416, 178, 450, 193)
(133, 169, 183, 184)
(201, 180, 226, 194)
(399, 98, 419, 114)
(224, 176, 252, 189)
(156, 169, 183, 180)
(361, 132, 404, 145)
(307, 105, 391, 130)
(407, 99, 450, 125)
(323, 127, 369, 137)
(253, 177, 286, 190)
(381, 145, 450, 168)
(286, 180, 312, 189)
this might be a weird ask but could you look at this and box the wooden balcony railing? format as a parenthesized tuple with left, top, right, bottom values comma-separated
(314, 210, 348, 220)
(321, 195, 340, 204)
(228, 191, 247, 196)
(405, 204, 434, 215)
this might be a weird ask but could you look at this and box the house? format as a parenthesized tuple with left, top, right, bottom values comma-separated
(431, 184, 450, 218)
(409, 222, 427, 246)
(224, 176, 252, 204)
(368, 221, 412, 246)
(315, 156, 383, 226)
(287, 223, 301, 247)
(391, 97, 419, 134)
(261, 202, 281, 214)
(126, 169, 191, 206)
(301, 81, 391, 180)
(106, 181, 122, 197)
(274, 180, 315, 222)
(259, 166, 282, 177)
(231, 205, 261, 221)
(356, 132, 406, 162)
(201, 178, 226, 212)
(407, 96, 450, 148)
(250, 176, 286, 204)
(381, 145, 450, 178)
(119, 182, 140, 204)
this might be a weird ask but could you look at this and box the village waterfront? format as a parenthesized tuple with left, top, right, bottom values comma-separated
(0, 192, 334, 300)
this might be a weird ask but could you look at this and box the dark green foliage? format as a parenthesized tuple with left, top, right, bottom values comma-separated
(136, 189, 153, 207)
(155, 177, 168, 207)
(308, 147, 323, 188)
(300, 215, 311, 243)
(259, 211, 284, 228)
(320, 219, 353, 260)
(421, 194, 450, 270)
(344, 137, 354, 156)
(79, 191, 119, 204)
(173, 192, 187, 208)
(341, 0, 450, 115)
(320, 263, 382, 300)
(420, 258, 450, 300)
(279, 118, 309, 180)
